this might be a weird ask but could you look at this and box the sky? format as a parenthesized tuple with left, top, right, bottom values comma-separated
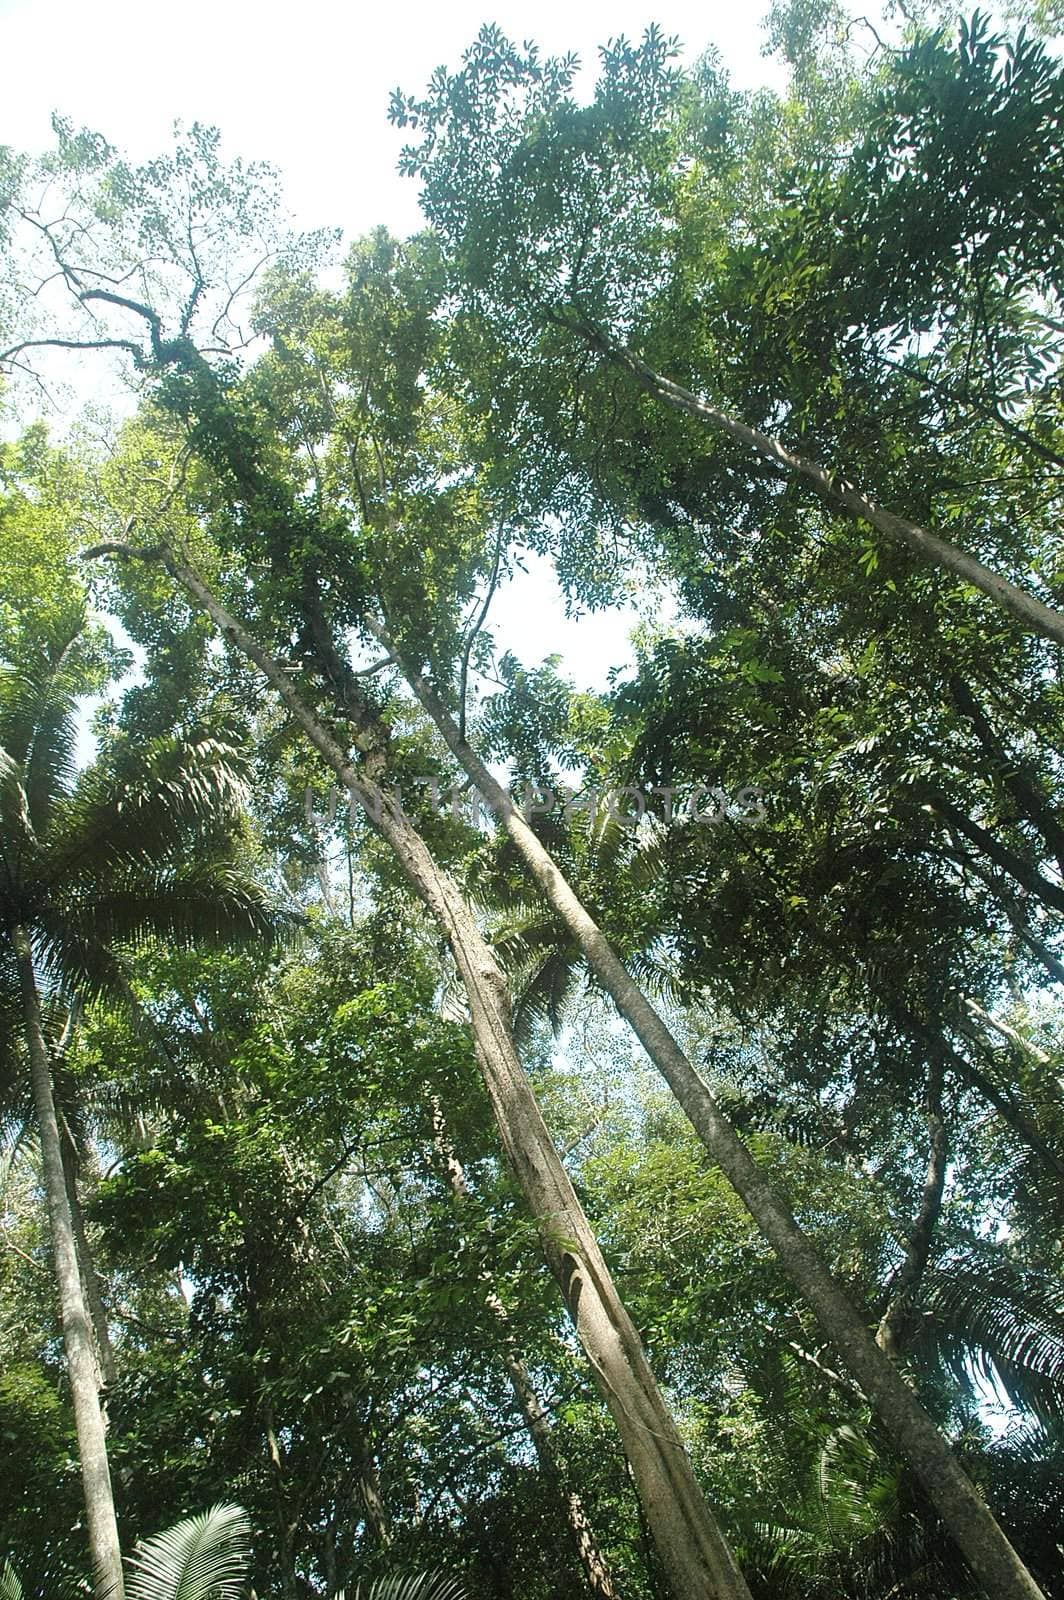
(0, 0, 791, 689)
(1, 0, 787, 243)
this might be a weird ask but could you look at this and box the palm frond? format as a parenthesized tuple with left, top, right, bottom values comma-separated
(817, 1424, 900, 1544)
(0, 1560, 84, 1600)
(0, 1560, 23, 1600)
(35, 863, 283, 1000)
(0, 742, 39, 875)
(628, 946, 693, 1011)
(0, 610, 88, 825)
(346, 1575, 471, 1600)
(46, 733, 252, 883)
(489, 911, 584, 1043)
(916, 1256, 1064, 1427)
(124, 1503, 251, 1600)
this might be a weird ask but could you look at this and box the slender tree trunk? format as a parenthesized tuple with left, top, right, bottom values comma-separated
(964, 999, 1055, 1074)
(374, 642, 1047, 1600)
(926, 788, 1064, 914)
(323, 1520, 339, 1597)
(503, 1349, 621, 1600)
(877, 1063, 947, 1359)
(265, 1407, 300, 1600)
(358, 1457, 391, 1546)
(61, 1125, 119, 1391)
(948, 677, 1064, 878)
(14, 927, 125, 1600)
(431, 1099, 622, 1600)
(943, 1034, 1064, 1183)
(568, 322, 1064, 647)
(901, 1013, 1064, 1183)
(100, 543, 752, 1600)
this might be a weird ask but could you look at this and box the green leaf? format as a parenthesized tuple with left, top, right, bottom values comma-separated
(124, 1504, 252, 1600)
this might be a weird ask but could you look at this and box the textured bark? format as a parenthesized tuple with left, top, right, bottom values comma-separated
(15, 928, 125, 1600)
(877, 1064, 947, 1359)
(431, 1101, 622, 1600)
(378, 644, 1046, 1600)
(573, 325, 1064, 648)
(106, 544, 752, 1600)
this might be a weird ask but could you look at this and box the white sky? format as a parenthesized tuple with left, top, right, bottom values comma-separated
(1, 0, 790, 688)
(1, 0, 787, 242)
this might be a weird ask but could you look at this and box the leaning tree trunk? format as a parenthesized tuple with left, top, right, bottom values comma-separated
(431, 1099, 622, 1600)
(568, 321, 1064, 648)
(93, 541, 753, 1600)
(374, 640, 1047, 1600)
(876, 1062, 947, 1360)
(14, 927, 125, 1600)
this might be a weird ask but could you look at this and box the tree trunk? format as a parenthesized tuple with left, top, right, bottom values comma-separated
(948, 677, 1064, 879)
(877, 1063, 947, 1359)
(926, 788, 1064, 915)
(569, 322, 1064, 648)
(265, 1410, 300, 1600)
(14, 926, 125, 1600)
(376, 643, 1047, 1600)
(61, 1124, 119, 1391)
(118, 544, 753, 1600)
(431, 1099, 622, 1600)
(358, 1456, 391, 1547)
(899, 1012, 1064, 1183)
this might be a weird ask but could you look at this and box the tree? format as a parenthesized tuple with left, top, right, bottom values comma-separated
(0, 137, 757, 1596)
(0, 608, 276, 1595)
(388, 20, 1064, 644)
(1, 38, 1062, 1592)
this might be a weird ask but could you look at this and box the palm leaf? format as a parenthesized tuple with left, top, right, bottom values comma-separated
(0, 1560, 84, 1600)
(124, 1503, 251, 1600)
(0, 742, 39, 884)
(0, 613, 84, 835)
(0, 1560, 23, 1600)
(33, 863, 284, 1001)
(45, 733, 252, 884)
(915, 1256, 1064, 1427)
(345, 1576, 470, 1600)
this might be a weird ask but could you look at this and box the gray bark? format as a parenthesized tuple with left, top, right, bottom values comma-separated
(61, 1125, 119, 1391)
(15, 927, 125, 1599)
(378, 642, 1046, 1600)
(358, 1457, 391, 1546)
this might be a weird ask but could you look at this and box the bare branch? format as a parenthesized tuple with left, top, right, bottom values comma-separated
(211, 251, 273, 342)
(0, 335, 149, 367)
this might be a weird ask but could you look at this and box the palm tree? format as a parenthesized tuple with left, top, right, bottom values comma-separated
(0, 621, 278, 1599)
